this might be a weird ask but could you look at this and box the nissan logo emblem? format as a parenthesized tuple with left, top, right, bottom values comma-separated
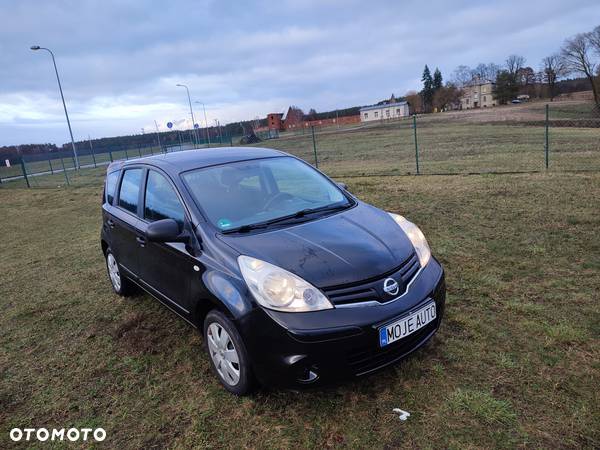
(383, 277, 400, 296)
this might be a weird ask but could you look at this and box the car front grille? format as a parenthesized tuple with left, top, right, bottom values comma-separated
(322, 252, 420, 306)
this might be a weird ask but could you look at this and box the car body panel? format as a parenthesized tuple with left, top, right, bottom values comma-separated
(216, 202, 415, 288)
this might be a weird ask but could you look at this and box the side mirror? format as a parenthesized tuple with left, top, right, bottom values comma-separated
(146, 218, 187, 243)
(336, 182, 348, 190)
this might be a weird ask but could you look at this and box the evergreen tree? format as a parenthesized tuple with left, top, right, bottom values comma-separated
(433, 68, 443, 91)
(493, 70, 519, 104)
(421, 65, 434, 112)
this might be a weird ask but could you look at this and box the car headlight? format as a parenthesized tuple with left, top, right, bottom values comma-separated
(238, 256, 333, 312)
(388, 213, 431, 267)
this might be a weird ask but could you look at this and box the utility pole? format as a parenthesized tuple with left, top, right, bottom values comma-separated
(30, 45, 80, 170)
(176, 84, 199, 147)
(195, 101, 211, 147)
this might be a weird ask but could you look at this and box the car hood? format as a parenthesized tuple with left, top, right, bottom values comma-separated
(217, 203, 415, 287)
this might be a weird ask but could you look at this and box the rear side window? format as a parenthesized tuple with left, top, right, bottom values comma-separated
(118, 169, 142, 214)
(144, 171, 185, 225)
(104, 171, 119, 205)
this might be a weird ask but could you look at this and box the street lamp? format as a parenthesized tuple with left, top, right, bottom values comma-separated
(175, 84, 199, 148)
(30, 45, 80, 170)
(194, 101, 211, 147)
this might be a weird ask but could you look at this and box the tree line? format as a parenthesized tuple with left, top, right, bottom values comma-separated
(0, 122, 256, 162)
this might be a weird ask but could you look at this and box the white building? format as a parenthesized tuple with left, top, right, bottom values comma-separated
(360, 101, 410, 122)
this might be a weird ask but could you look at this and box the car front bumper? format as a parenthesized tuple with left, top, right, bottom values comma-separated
(236, 257, 446, 387)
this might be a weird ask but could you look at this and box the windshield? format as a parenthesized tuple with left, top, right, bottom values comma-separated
(182, 156, 351, 231)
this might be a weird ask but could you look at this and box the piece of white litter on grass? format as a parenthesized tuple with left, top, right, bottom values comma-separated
(393, 408, 410, 421)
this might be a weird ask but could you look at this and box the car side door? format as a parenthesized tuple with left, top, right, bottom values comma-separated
(135, 168, 197, 315)
(110, 167, 144, 280)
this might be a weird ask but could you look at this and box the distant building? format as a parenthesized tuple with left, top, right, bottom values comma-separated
(267, 113, 284, 131)
(360, 101, 409, 122)
(461, 79, 497, 109)
(283, 106, 305, 130)
(256, 105, 363, 134)
(253, 113, 284, 138)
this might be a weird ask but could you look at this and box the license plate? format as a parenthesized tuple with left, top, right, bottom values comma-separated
(378, 302, 436, 347)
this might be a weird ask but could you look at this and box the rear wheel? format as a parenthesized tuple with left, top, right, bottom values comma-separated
(105, 249, 134, 296)
(204, 310, 254, 395)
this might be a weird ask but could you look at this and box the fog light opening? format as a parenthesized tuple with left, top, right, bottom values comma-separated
(297, 366, 319, 384)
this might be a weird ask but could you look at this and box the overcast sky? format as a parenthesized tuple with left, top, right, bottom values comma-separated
(1, 0, 598, 146)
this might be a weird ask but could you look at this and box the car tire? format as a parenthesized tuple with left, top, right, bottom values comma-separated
(105, 249, 134, 297)
(203, 310, 254, 395)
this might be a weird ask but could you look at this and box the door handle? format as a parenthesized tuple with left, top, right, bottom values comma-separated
(107, 219, 115, 228)
(136, 236, 147, 247)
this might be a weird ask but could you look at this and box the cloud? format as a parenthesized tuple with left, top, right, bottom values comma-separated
(0, 0, 599, 145)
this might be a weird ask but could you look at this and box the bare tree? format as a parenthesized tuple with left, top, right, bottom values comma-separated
(541, 54, 567, 101)
(451, 65, 473, 87)
(433, 83, 463, 111)
(516, 67, 536, 86)
(486, 63, 501, 82)
(404, 90, 423, 114)
(560, 32, 599, 104)
(589, 25, 600, 54)
(506, 55, 526, 77)
(471, 63, 501, 82)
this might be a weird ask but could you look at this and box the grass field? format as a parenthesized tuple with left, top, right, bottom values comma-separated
(257, 120, 600, 176)
(1, 170, 599, 448)
(253, 101, 600, 177)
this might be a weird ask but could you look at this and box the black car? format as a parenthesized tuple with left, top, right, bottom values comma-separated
(101, 147, 445, 395)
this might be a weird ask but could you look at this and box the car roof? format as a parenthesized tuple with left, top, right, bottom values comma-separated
(107, 146, 288, 175)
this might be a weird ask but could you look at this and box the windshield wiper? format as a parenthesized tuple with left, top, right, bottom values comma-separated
(221, 213, 305, 234)
(221, 203, 351, 234)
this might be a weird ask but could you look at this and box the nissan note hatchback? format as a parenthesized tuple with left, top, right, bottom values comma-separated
(101, 147, 445, 395)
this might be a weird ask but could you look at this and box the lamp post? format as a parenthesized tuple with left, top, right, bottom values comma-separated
(195, 101, 211, 147)
(30, 45, 80, 170)
(176, 84, 199, 148)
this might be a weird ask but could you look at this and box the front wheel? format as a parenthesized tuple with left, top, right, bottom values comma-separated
(105, 249, 134, 296)
(203, 310, 254, 395)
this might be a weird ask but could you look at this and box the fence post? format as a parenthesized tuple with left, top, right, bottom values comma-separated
(47, 153, 54, 174)
(311, 126, 319, 168)
(20, 158, 31, 188)
(59, 155, 70, 186)
(108, 148, 114, 162)
(89, 138, 97, 168)
(545, 104, 549, 169)
(412, 115, 420, 175)
(138, 145, 142, 157)
(124, 147, 129, 160)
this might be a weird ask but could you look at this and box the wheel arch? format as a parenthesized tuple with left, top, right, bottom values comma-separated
(194, 271, 254, 331)
(101, 239, 109, 256)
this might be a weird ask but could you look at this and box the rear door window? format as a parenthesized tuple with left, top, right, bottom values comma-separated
(118, 168, 143, 215)
(104, 171, 119, 205)
(144, 170, 185, 226)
